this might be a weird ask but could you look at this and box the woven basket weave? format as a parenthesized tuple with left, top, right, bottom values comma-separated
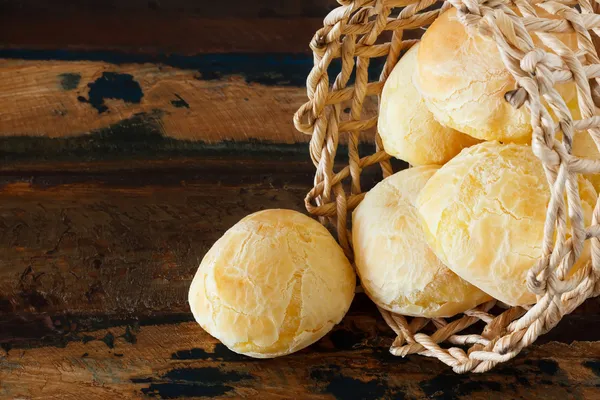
(294, 0, 600, 373)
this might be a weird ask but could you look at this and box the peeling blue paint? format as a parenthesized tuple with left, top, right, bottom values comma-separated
(0, 49, 385, 87)
(78, 72, 143, 113)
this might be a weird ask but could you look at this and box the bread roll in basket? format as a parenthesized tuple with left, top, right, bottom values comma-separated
(293, 0, 600, 373)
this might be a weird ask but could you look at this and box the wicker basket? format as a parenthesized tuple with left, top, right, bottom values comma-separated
(294, 0, 600, 373)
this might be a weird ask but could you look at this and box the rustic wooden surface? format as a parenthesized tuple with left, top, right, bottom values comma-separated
(0, 157, 599, 399)
(0, 53, 381, 144)
(0, 0, 402, 144)
(0, 15, 325, 54)
(3, 307, 600, 399)
(1, 0, 600, 398)
(0, 59, 311, 142)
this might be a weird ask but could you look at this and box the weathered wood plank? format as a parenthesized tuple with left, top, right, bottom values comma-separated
(0, 1, 425, 56)
(0, 0, 338, 17)
(3, 294, 600, 351)
(0, 15, 324, 54)
(0, 58, 379, 143)
(0, 158, 317, 318)
(1, 310, 600, 399)
(0, 59, 309, 142)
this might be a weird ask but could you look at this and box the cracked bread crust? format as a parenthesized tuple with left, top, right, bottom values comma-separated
(417, 142, 596, 306)
(188, 209, 356, 358)
(378, 43, 479, 166)
(353, 166, 491, 318)
(417, 8, 578, 143)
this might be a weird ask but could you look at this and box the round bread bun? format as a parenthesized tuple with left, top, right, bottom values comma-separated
(378, 43, 479, 165)
(417, 7, 578, 143)
(188, 209, 356, 358)
(417, 142, 596, 306)
(352, 166, 492, 317)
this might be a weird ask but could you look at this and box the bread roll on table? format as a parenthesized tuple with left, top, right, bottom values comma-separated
(353, 166, 491, 317)
(188, 209, 356, 358)
(417, 142, 596, 306)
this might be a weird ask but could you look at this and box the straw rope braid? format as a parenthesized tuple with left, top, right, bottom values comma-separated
(293, 0, 600, 372)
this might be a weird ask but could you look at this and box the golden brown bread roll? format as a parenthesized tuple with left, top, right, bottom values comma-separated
(417, 142, 596, 306)
(378, 43, 479, 165)
(417, 8, 578, 143)
(353, 166, 491, 317)
(188, 209, 356, 358)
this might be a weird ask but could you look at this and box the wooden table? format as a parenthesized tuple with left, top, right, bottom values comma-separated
(1, 1, 600, 398)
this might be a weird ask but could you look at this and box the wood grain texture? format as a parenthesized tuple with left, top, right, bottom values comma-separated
(0, 1, 422, 56)
(0, 158, 316, 319)
(0, 15, 324, 54)
(0, 59, 308, 142)
(2, 310, 600, 399)
(0, 59, 378, 143)
(0, 0, 338, 17)
(0, 156, 390, 320)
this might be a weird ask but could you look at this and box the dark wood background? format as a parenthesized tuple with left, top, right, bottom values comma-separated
(1, 1, 599, 398)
